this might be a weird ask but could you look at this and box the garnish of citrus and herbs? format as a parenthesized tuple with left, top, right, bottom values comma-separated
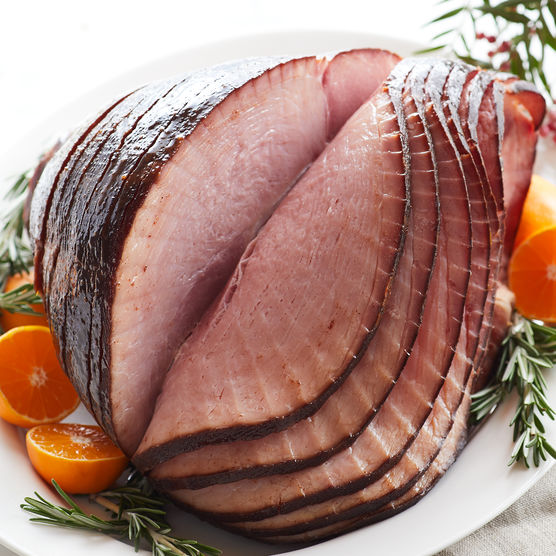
(471, 175, 556, 466)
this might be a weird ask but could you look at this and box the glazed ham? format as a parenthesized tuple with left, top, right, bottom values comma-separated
(30, 49, 400, 456)
(30, 50, 545, 544)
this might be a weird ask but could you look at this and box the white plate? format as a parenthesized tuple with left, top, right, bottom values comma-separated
(0, 30, 554, 556)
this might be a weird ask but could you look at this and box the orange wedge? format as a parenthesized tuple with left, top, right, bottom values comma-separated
(508, 175, 556, 323)
(0, 270, 48, 331)
(513, 175, 556, 250)
(26, 423, 129, 493)
(509, 227, 556, 323)
(0, 326, 79, 427)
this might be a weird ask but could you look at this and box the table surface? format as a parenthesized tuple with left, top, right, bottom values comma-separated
(0, 1, 554, 555)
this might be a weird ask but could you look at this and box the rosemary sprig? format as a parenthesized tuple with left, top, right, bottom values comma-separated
(422, 0, 556, 97)
(0, 171, 45, 327)
(0, 171, 34, 286)
(0, 284, 43, 316)
(470, 314, 556, 467)
(21, 470, 221, 556)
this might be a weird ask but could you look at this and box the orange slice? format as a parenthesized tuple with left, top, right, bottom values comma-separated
(513, 175, 556, 249)
(26, 423, 129, 493)
(0, 270, 48, 331)
(0, 326, 79, 427)
(508, 226, 556, 323)
(508, 175, 556, 322)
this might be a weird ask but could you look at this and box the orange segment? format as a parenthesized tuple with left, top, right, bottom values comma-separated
(0, 270, 48, 331)
(0, 326, 79, 427)
(508, 226, 556, 323)
(514, 174, 556, 249)
(26, 424, 129, 493)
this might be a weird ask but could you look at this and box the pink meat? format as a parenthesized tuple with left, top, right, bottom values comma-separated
(135, 71, 409, 468)
(148, 60, 439, 489)
(110, 50, 399, 454)
(165, 62, 474, 518)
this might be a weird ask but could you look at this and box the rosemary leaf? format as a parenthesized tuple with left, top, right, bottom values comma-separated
(431, 6, 466, 22)
(21, 474, 221, 556)
(470, 314, 556, 467)
(0, 284, 43, 316)
(0, 171, 34, 285)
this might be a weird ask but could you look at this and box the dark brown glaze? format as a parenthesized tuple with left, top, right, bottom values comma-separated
(24, 139, 63, 230)
(30, 92, 133, 293)
(41, 77, 185, 425)
(31, 56, 291, 442)
(147, 59, 438, 491)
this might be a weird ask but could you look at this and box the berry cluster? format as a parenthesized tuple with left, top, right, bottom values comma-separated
(540, 104, 556, 143)
(475, 32, 512, 71)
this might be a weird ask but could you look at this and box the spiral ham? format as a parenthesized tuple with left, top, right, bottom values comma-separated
(30, 49, 545, 544)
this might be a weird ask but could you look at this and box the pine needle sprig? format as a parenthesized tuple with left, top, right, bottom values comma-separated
(21, 471, 221, 556)
(421, 0, 556, 98)
(470, 314, 556, 467)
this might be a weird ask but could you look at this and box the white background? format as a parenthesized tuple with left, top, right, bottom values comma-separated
(0, 0, 437, 158)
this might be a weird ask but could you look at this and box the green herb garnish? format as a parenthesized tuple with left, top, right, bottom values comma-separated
(21, 470, 221, 556)
(422, 0, 556, 97)
(0, 171, 34, 287)
(470, 314, 556, 467)
(0, 283, 43, 316)
(0, 171, 44, 331)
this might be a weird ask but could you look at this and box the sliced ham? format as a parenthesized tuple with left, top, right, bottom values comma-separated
(220, 58, 494, 535)
(30, 49, 400, 456)
(261, 288, 514, 544)
(134, 66, 409, 468)
(147, 60, 440, 490)
(164, 56, 477, 521)
(30, 50, 545, 544)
